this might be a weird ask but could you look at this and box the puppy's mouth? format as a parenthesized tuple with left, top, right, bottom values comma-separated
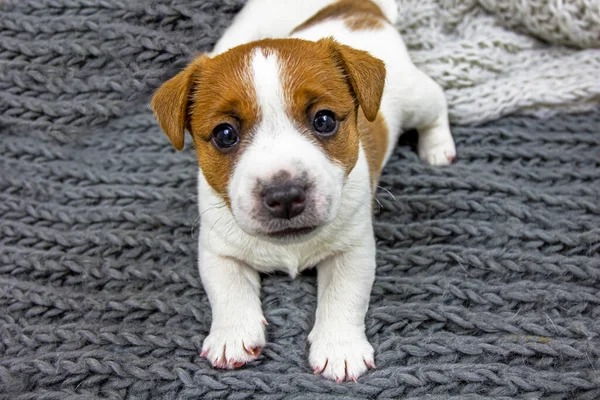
(263, 226, 318, 240)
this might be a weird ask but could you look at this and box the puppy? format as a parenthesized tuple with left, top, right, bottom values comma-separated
(152, 0, 456, 382)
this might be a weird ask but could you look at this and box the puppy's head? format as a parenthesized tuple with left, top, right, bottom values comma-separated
(152, 38, 385, 240)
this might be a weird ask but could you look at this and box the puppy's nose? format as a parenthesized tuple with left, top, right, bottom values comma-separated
(263, 184, 306, 219)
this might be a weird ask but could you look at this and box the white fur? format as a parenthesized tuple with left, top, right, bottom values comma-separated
(230, 49, 345, 235)
(198, 0, 456, 380)
(199, 250, 266, 368)
(210, 0, 399, 56)
(198, 149, 375, 378)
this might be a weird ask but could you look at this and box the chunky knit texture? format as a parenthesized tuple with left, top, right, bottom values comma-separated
(397, 0, 600, 124)
(1, 0, 600, 399)
(0, 0, 599, 130)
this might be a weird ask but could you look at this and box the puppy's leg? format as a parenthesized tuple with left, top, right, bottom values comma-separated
(401, 68, 456, 166)
(199, 249, 266, 369)
(308, 227, 376, 382)
(417, 111, 456, 166)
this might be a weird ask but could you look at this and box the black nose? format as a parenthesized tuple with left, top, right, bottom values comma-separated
(263, 184, 306, 219)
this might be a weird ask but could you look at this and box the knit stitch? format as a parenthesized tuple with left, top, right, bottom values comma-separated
(396, 0, 600, 124)
(1, 0, 600, 399)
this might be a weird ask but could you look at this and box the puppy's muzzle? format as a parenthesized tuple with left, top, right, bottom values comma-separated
(262, 183, 306, 219)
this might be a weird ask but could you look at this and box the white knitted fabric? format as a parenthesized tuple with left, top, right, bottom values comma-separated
(396, 0, 600, 125)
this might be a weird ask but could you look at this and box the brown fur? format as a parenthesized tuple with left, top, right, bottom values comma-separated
(151, 56, 206, 151)
(292, 0, 387, 33)
(188, 48, 260, 204)
(345, 15, 384, 31)
(323, 38, 385, 122)
(152, 50, 259, 204)
(358, 112, 388, 188)
(270, 39, 360, 175)
(151, 38, 386, 204)
(262, 38, 385, 176)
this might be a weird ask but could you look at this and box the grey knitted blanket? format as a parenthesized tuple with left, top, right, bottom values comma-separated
(2, 0, 600, 399)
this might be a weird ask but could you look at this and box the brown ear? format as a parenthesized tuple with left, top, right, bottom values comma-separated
(151, 57, 205, 150)
(323, 38, 386, 122)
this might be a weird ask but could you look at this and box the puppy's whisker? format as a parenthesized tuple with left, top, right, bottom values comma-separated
(344, 182, 371, 194)
(224, 219, 239, 238)
(200, 202, 228, 218)
(207, 216, 224, 247)
(375, 185, 396, 201)
(343, 192, 376, 209)
(190, 201, 227, 237)
(345, 182, 395, 209)
(190, 215, 202, 237)
(374, 197, 382, 213)
(183, 194, 198, 204)
(342, 182, 384, 212)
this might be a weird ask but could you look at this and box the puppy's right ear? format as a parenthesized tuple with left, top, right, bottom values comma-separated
(151, 56, 206, 150)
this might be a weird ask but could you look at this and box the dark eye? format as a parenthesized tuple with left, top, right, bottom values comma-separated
(211, 124, 239, 150)
(312, 110, 338, 136)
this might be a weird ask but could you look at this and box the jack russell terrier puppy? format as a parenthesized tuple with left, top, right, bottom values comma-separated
(152, 0, 456, 382)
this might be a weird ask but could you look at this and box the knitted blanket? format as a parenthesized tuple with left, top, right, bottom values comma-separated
(1, 0, 600, 399)
(398, 0, 600, 124)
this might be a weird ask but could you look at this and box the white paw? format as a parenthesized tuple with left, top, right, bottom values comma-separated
(418, 133, 456, 166)
(308, 327, 375, 382)
(201, 319, 267, 369)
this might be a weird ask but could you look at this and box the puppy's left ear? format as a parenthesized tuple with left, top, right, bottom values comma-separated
(322, 38, 386, 122)
(152, 56, 206, 151)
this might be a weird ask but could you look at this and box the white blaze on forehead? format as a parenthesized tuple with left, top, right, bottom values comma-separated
(245, 47, 319, 178)
(244, 47, 328, 180)
(228, 47, 347, 234)
(250, 49, 286, 119)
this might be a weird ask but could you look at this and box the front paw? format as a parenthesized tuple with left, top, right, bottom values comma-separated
(308, 327, 375, 382)
(202, 320, 267, 369)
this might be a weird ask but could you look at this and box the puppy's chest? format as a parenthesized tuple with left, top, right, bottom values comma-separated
(231, 236, 341, 276)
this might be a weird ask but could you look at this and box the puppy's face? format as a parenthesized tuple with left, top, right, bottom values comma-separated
(153, 38, 385, 240)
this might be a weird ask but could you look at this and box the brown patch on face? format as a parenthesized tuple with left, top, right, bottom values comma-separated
(292, 0, 387, 33)
(189, 47, 261, 205)
(152, 46, 262, 206)
(358, 111, 388, 188)
(247, 39, 359, 175)
(247, 39, 385, 178)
